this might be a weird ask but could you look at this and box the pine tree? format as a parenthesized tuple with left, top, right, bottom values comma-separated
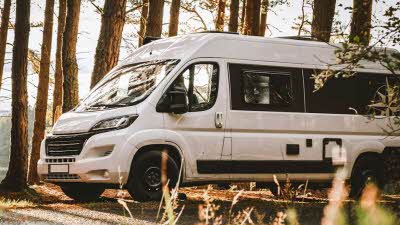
(62, 0, 81, 112)
(90, 0, 127, 88)
(350, 0, 373, 45)
(29, 0, 55, 184)
(145, 0, 164, 37)
(259, 0, 268, 36)
(240, 0, 246, 33)
(215, 0, 226, 31)
(0, 0, 11, 95)
(311, 0, 336, 42)
(168, 0, 180, 36)
(228, 0, 239, 32)
(252, 0, 261, 35)
(52, 0, 67, 123)
(243, 0, 261, 35)
(243, 0, 253, 35)
(1, 0, 31, 191)
(138, 0, 149, 46)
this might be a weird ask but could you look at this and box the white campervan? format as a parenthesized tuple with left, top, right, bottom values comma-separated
(38, 32, 399, 201)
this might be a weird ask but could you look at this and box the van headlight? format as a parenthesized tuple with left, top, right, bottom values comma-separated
(91, 115, 138, 132)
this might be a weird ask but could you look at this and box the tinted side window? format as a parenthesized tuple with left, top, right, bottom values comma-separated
(242, 71, 292, 106)
(171, 63, 219, 112)
(304, 69, 388, 115)
(229, 63, 304, 112)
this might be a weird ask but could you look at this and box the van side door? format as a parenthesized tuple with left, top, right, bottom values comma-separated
(227, 62, 305, 178)
(161, 59, 229, 179)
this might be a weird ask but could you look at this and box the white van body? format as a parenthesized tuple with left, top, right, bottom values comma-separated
(37, 33, 398, 200)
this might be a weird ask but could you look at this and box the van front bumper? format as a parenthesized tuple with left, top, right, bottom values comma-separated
(37, 157, 129, 184)
(37, 130, 133, 184)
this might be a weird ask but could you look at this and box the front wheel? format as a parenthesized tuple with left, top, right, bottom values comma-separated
(349, 155, 384, 198)
(126, 151, 179, 202)
(60, 183, 105, 202)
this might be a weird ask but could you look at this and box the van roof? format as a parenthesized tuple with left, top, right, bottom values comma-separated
(121, 32, 397, 74)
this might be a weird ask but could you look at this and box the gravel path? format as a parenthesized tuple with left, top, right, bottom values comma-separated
(2, 206, 156, 225)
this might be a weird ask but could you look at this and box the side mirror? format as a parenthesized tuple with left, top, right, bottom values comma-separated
(156, 86, 188, 114)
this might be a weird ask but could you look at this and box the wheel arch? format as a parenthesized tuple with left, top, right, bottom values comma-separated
(350, 151, 383, 178)
(127, 143, 185, 182)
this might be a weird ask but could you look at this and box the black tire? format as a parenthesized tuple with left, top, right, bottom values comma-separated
(349, 155, 384, 198)
(126, 150, 179, 202)
(60, 183, 105, 202)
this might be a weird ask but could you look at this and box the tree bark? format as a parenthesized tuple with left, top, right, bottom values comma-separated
(240, 0, 246, 33)
(1, 0, 30, 191)
(62, 0, 81, 112)
(0, 0, 11, 95)
(138, 0, 149, 46)
(168, 0, 180, 36)
(215, 0, 226, 31)
(145, 0, 164, 37)
(29, 0, 55, 185)
(90, 0, 127, 88)
(259, 0, 268, 36)
(311, 0, 336, 42)
(243, 0, 253, 35)
(243, 0, 261, 35)
(52, 0, 67, 124)
(350, 0, 373, 45)
(252, 0, 261, 35)
(228, 0, 239, 32)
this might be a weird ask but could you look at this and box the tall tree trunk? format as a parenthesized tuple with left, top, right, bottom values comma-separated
(259, 0, 268, 36)
(0, 0, 11, 95)
(350, 0, 373, 45)
(311, 0, 336, 42)
(145, 0, 164, 37)
(168, 0, 180, 36)
(29, 0, 55, 185)
(62, 0, 81, 112)
(90, 0, 127, 88)
(52, 0, 67, 124)
(1, 0, 30, 191)
(243, 0, 261, 35)
(138, 0, 149, 46)
(243, 0, 253, 35)
(240, 0, 246, 33)
(228, 0, 239, 32)
(252, 0, 261, 35)
(215, 0, 226, 31)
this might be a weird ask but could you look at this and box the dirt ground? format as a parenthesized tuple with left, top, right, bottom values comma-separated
(0, 184, 399, 225)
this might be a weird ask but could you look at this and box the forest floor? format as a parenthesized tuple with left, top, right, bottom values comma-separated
(0, 183, 399, 225)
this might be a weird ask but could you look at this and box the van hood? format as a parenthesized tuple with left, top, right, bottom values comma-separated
(52, 106, 137, 135)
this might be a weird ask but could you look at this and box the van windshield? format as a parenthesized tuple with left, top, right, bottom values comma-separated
(75, 59, 179, 112)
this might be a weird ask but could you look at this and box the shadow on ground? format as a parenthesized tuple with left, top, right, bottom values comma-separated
(0, 184, 399, 225)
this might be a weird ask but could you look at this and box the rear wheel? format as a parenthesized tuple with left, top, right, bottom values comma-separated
(60, 183, 105, 202)
(349, 155, 384, 198)
(126, 150, 179, 202)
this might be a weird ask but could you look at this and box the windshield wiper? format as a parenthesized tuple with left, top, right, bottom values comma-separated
(89, 103, 128, 108)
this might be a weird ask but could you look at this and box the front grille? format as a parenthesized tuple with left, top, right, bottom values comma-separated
(45, 158, 76, 163)
(45, 174, 80, 180)
(46, 133, 93, 156)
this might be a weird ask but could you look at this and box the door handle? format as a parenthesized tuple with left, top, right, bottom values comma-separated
(215, 112, 223, 128)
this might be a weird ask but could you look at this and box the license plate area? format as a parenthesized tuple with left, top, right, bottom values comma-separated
(49, 164, 69, 174)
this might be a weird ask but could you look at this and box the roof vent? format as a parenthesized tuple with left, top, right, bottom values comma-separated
(277, 36, 323, 42)
(197, 31, 239, 35)
(143, 36, 162, 45)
